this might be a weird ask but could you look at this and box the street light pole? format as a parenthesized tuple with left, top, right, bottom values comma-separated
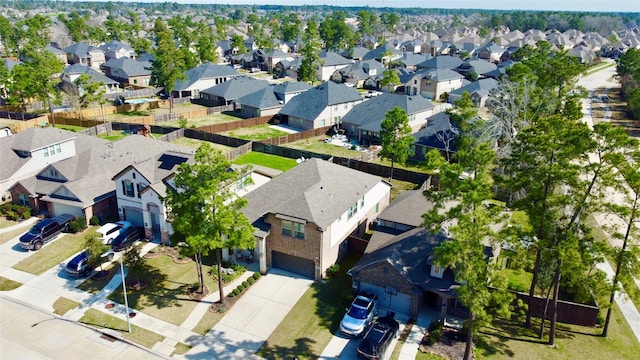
(119, 255, 131, 333)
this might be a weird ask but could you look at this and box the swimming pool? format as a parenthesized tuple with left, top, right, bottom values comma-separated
(126, 98, 149, 104)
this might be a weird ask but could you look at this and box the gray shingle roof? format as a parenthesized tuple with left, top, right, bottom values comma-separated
(242, 158, 386, 230)
(63, 42, 99, 57)
(363, 43, 402, 61)
(173, 62, 239, 91)
(278, 81, 362, 121)
(99, 40, 134, 53)
(412, 112, 460, 152)
(201, 76, 270, 101)
(455, 59, 497, 76)
(271, 81, 312, 95)
(398, 53, 430, 67)
(337, 60, 385, 82)
(416, 55, 463, 70)
(419, 68, 465, 82)
(63, 64, 119, 85)
(376, 189, 433, 229)
(319, 50, 352, 66)
(102, 57, 151, 77)
(236, 87, 282, 110)
(342, 93, 434, 133)
(449, 78, 499, 97)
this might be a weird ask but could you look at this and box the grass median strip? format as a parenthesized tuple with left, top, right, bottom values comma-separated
(52, 297, 80, 316)
(79, 308, 165, 349)
(12, 228, 96, 275)
(0, 276, 22, 291)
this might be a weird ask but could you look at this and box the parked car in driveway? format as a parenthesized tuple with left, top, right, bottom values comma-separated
(340, 292, 378, 337)
(111, 227, 144, 252)
(356, 312, 399, 360)
(96, 221, 132, 245)
(19, 214, 75, 251)
(65, 250, 114, 277)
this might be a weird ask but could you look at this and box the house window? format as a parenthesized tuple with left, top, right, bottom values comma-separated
(18, 193, 29, 206)
(320, 119, 326, 126)
(282, 220, 305, 239)
(137, 183, 147, 198)
(431, 264, 444, 279)
(333, 105, 338, 111)
(55, 144, 61, 153)
(122, 180, 135, 197)
(414, 79, 417, 84)
(347, 201, 359, 219)
(375, 202, 379, 213)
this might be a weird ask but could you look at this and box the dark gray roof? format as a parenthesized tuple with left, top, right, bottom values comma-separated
(174, 62, 239, 91)
(63, 42, 99, 57)
(416, 55, 463, 70)
(399, 53, 430, 67)
(349, 227, 459, 294)
(137, 53, 156, 62)
(272, 81, 312, 95)
(279, 81, 362, 121)
(418, 68, 465, 82)
(412, 112, 460, 152)
(342, 93, 434, 133)
(319, 50, 352, 66)
(377, 190, 433, 229)
(449, 78, 499, 97)
(45, 44, 66, 55)
(338, 60, 385, 82)
(363, 43, 402, 61)
(102, 57, 151, 77)
(236, 87, 282, 110)
(63, 64, 119, 85)
(455, 59, 497, 76)
(265, 49, 288, 58)
(3, 58, 20, 72)
(99, 40, 134, 53)
(341, 46, 369, 59)
(242, 158, 386, 230)
(201, 76, 270, 101)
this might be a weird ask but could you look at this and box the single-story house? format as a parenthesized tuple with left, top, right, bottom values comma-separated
(60, 64, 120, 96)
(235, 87, 284, 118)
(172, 62, 239, 99)
(198, 76, 270, 106)
(241, 158, 392, 280)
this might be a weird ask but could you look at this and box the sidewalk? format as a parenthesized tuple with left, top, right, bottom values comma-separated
(596, 260, 640, 343)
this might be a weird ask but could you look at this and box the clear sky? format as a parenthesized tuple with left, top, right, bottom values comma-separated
(109, 0, 639, 13)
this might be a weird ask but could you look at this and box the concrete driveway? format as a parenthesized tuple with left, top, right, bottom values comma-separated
(177, 268, 314, 360)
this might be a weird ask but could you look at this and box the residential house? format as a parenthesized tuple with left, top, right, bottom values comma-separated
(271, 81, 312, 105)
(101, 58, 152, 87)
(100, 40, 136, 60)
(63, 42, 106, 69)
(416, 55, 464, 71)
(476, 43, 507, 63)
(363, 43, 403, 65)
(568, 45, 596, 65)
(112, 152, 278, 243)
(411, 112, 460, 162)
(4, 127, 196, 224)
(264, 49, 291, 73)
(45, 44, 68, 65)
(318, 51, 353, 82)
(172, 62, 239, 99)
(278, 81, 364, 130)
(198, 76, 270, 106)
(235, 87, 283, 118)
(60, 64, 120, 96)
(398, 53, 430, 71)
(331, 60, 385, 88)
(341, 93, 435, 146)
(241, 158, 392, 279)
(447, 78, 499, 107)
(341, 47, 370, 61)
(404, 68, 465, 100)
(454, 59, 498, 79)
(274, 57, 302, 79)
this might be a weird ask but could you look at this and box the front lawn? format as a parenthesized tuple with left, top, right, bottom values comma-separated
(76, 263, 117, 294)
(476, 304, 639, 360)
(108, 252, 246, 326)
(12, 228, 96, 275)
(79, 308, 165, 349)
(256, 256, 357, 360)
(233, 151, 298, 172)
(52, 297, 79, 315)
(0, 223, 32, 245)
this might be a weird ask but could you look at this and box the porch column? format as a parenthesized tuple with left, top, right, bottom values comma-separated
(257, 235, 267, 275)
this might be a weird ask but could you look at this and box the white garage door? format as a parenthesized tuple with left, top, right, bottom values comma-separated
(51, 203, 83, 219)
(123, 208, 144, 227)
(360, 283, 413, 317)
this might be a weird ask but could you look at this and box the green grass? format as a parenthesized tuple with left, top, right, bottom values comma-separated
(76, 264, 117, 294)
(389, 178, 421, 201)
(476, 304, 639, 360)
(0, 217, 19, 229)
(285, 135, 366, 158)
(55, 124, 86, 132)
(172, 342, 192, 356)
(586, 62, 615, 75)
(0, 276, 22, 291)
(12, 228, 96, 275)
(233, 151, 298, 172)
(256, 255, 358, 360)
(52, 297, 79, 316)
(98, 131, 128, 141)
(0, 224, 33, 245)
(222, 123, 290, 141)
(108, 253, 246, 326)
(162, 112, 242, 128)
(497, 268, 533, 293)
(192, 308, 225, 335)
(79, 308, 165, 349)
(416, 353, 447, 360)
(171, 136, 233, 152)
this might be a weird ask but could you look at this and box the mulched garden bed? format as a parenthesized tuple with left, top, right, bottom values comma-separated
(189, 285, 210, 301)
(419, 328, 469, 360)
(144, 246, 192, 264)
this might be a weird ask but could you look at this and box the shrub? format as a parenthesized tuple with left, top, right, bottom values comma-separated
(247, 277, 255, 284)
(89, 216, 100, 225)
(68, 216, 87, 233)
(231, 288, 239, 296)
(425, 321, 443, 345)
(237, 284, 245, 292)
(228, 292, 236, 298)
(178, 116, 188, 128)
(5, 210, 18, 221)
(217, 306, 227, 313)
(242, 281, 249, 288)
(326, 264, 340, 277)
(252, 272, 261, 280)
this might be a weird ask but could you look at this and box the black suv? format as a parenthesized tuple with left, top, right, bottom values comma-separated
(111, 227, 144, 252)
(356, 313, 400, 360)
(65, 250, 114, 277)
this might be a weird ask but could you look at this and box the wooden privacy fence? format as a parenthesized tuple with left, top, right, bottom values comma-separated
(511, 291, 599, 327)
(194, 115, 273, 133)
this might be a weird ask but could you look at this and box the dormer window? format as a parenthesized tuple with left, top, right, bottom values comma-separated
(430, 264, 444, 279)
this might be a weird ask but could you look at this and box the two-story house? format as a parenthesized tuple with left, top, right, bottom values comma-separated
(100, 40, 136, 61)
(404, 68, 465, 100)
(172, 62, 240, 99)
(63, 42, 106, 69)
(241, 158, 392, 280)
(101, 58, 152, 87)
(317, 51, 353, 82)
(278, 81, 364, 130)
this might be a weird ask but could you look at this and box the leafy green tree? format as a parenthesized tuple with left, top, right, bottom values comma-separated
(617, 48, 640, 119)
(357, 10, 379, 36)
(380, 12, 399, 35)
(84, 233, 110, 272)
(124, 244, 147, 288)
(76, 73, 105, 121)
(163, 144, 256, 301)
(379, 106, 414, 180)
(231, 34, 247, 55)
(423, 125, 512, 360)
(281, 13, 302, 42)
(150, 19, 185, 114)
(195, 21, 219, 64)
(319, 11, 354, 51)
(298, 20, 322, 84)
(380, 69, 400, 92)
(0, 15, 15, 57)
(601, 136, 640, 336)
(58, 12, 91, 43)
